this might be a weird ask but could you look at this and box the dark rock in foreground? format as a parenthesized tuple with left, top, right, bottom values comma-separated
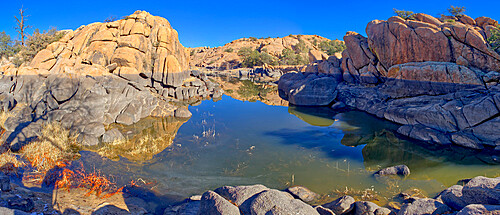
(286, 186, 320, 203)
(175, 175, 499, 215)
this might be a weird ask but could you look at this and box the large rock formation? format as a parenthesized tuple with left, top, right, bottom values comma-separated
(279, 13, 500, 151)
(0, 11, 222, 148)
(189, 35, 334, 69)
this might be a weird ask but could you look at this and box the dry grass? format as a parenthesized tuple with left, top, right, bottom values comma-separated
(21, 122, 80, 173)
(54, 165, 124, 198)
(332, 186, 380, 202)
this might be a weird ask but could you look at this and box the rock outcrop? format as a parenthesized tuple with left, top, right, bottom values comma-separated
(189, 35, 334, 69)
(0, 11, 222, 148)
(279, 13, 500, 151)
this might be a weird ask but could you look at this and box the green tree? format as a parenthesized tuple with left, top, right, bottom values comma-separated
(13, 27, 65, 66)
(393, 9, 415, 20)
(488, 25, 500, 54)
(279, 48, 308, 65)
(237, 47, 277, 68)
(319, 40, 346, 55)
(448, 5, 466, 17)
(293, 38, 309, 54)
(0, 32, 19, 59)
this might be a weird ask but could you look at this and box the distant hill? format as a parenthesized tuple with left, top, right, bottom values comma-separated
(188, 35, 344, 70)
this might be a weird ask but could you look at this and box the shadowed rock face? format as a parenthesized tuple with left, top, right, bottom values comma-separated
(278, 13, 500, 151)
(0, 11, 223, 148)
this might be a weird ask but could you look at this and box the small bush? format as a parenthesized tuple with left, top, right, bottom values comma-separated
(224, 48, 233, 53)
(249, 37, 258, 42)
(0, 151, 25, 169)
(393, 9, 415, 20)
(488, 25, 500, 54)
(448, 5, 466, 17)
(319, 40, 347, 55)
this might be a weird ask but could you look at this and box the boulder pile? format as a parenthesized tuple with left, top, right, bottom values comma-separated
(279, 13, 500, 151)
(164, 176, 500, 215)
(0, 11, 222, 147)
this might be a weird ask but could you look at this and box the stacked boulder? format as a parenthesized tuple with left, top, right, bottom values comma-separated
(279, 13, 500, 151)
(0, 11, 222, 147)
(165, 176, 500, 215)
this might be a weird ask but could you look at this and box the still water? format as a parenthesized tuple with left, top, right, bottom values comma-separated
(79, 94, 499, 205)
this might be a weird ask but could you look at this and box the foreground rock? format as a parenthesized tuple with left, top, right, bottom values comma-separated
(456, 204, 500, 215)
(322, 195, 355, 214)
(0, 10, 222, 148)
(279, 13, 500, 151)
(168, 185, 319, 215)
(398, 198, 452, 215)
(286, 186, 320, 203)
(169, 175, 499, 215)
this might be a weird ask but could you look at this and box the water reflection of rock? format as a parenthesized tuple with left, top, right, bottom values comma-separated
(93, 117, 188, 162)
(287, 107, 500, 169)
(210, 75, 288, 106)
(288, 106, 338, 127)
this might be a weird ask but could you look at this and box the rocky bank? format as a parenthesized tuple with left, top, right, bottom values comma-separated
(0, 10, 222, 148)
(279, 13, 500, 151)
(165, 175, 500, 215)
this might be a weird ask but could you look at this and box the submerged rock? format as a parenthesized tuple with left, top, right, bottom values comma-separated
(374, 165, 410, 177)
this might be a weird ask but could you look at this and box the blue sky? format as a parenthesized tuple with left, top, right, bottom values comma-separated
(0, 0, 499, 48)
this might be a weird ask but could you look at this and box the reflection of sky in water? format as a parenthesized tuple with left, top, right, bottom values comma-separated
(79, 95, 500, 204)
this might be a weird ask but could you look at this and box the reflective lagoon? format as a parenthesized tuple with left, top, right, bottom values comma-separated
(79, 94, 500, 207)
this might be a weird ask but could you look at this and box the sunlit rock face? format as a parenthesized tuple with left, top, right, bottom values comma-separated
(0, 11, 222, 148)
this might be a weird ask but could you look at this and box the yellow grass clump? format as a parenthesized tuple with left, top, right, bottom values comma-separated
(20, 122, 80, 173)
